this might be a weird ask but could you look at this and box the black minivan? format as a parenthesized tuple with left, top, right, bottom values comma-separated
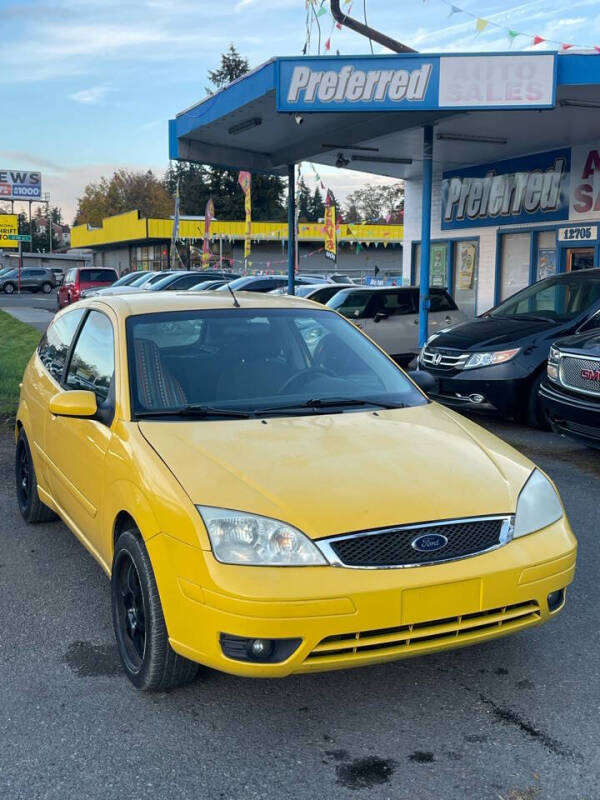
(417, 269, 600, 427)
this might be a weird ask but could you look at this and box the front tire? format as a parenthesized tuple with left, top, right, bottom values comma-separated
(111, 530, 199, 691)
(41, 282, 52, 294)
(4, 282, 15, 294)
(15, 429, 58, 523)
(526, 371, 551, 430)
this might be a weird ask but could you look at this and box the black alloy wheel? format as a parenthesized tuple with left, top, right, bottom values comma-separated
(111, 530, 199, 691)
(15, 429, 58, 523)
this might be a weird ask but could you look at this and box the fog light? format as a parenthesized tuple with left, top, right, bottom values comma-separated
(470, 394, 485, 404)
(220, 633, 302, 663)
(248, 638, 274, 660)
(547, 588, 565, 612)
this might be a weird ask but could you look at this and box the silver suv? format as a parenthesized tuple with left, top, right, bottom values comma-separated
(327, 286, 467, 365)
(0, 267, 56, 294)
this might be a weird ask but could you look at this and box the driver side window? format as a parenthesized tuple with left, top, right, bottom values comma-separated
(65, 311, 115, 405)
(579, 310, 600, 332)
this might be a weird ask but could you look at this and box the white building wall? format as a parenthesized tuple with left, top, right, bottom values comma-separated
(403, 169, 498, 313)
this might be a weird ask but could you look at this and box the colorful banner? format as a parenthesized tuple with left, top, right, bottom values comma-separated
(456, 242, 476, 290)
(202, 197, 214, 268)
(430, 243, 448, 287)
(238, 171, 252, 260)
(324, 190, 336, 263)
(0, 214, 18, 249)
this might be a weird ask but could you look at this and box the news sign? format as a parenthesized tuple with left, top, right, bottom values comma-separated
(441, 148, 571, 230)
(0, 170, 42, 200)
(276, 53, 556, 113)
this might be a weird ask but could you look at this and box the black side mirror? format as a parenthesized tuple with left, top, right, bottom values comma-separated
(408, 369, 436, 394)
(374, 311, 388, 323)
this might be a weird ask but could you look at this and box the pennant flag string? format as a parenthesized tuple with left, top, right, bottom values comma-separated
(434, 0, 600, 52)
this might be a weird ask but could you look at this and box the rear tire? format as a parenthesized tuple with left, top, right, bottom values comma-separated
(15, 429, 58, 523)
(4, 282, 15, 294)
(526, 371, 551, 430)
(111, 530, 199, 691)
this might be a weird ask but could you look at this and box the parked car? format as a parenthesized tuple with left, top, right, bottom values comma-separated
(81, 271, 150, 298)
(147, 271, 239, 292)
(290, 283, 355, 303)
(1, 267, 56, 294)
(217, 275, 320, 293)
(540, 325, 600, 448)
(417, 269, 600, 427)
(189, 279, 229, 291)
(50, 268, 64, 286)
(80, 271, 177, 299)
(15, 291, 575, 690)
(302, 273, 356, 284)
(328, 286, 466, 365)
(58, 267, 118, 307)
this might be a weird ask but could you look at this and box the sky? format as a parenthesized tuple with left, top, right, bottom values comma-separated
(1, 0, 599, 223)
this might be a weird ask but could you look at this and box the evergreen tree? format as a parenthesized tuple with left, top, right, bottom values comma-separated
(207, 44, 249, 92)
(297, 178, 311, 221)
(309, 187, 325, 222)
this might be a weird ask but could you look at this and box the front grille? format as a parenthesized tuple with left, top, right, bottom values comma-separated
(559, 354, 600, 397)
(305, 601, 540, 662)
(421, 347, 469, 371)
(321, 517, 509, 568)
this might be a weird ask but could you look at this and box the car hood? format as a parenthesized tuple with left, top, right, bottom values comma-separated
(430, 316, 560, 350)
(138, 403, 533, 539)
(554, 330, 600, 357)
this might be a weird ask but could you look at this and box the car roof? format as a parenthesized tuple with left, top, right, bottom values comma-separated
(77, 290, 322, 318)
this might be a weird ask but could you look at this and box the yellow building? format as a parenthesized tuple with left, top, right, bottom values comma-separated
(71, 210, 404, 278)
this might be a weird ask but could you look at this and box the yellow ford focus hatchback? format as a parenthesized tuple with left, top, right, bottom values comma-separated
(15, 292, 576, 690)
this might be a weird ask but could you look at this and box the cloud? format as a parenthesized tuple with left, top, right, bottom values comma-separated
(68, 86, 115, 104)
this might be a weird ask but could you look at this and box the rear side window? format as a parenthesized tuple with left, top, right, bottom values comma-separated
(374, 291, 416, 315)
(66, 311, 115, 403)
(166, 274, 206, 291)
(429, 291, 458, 312)
(79, 269, 117, 282)
(38, 308, 85, 382)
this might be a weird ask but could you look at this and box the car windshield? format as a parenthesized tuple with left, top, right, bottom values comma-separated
(126, 308, 426, 418)
(490, 275, 600, 322)
(327, 290, 371, 318)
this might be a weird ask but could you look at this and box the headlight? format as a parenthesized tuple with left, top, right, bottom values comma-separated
(197, 507, 328, 566)
(547, 346, 561, 382)
(513, 469, 563, 538)
(463, 348, 520, 370)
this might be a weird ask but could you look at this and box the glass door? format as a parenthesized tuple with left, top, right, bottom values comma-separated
(566, 248, 594, 271)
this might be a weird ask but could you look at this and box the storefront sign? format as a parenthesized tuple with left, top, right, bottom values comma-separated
(0, 170, 42, 199)
(0, 214, 18, 249)
(570, 145, 600, 222)
(276, 53, 556, 113)
(558, 225, 598, 242)
(442, 148, 570, 230)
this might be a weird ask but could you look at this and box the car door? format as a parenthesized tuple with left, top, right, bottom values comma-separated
(44, 309, 116, 558)
(428, 290, 465, 332)
(25, 308, 87, 492)
(362, 290, 418, 357)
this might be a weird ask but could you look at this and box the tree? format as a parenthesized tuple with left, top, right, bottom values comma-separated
(309, 187, 324, 222)
(343, 182, 404, 223)
(297, 178, 311, 221)
(75, 169, 173, 226)
(207, 44, 249, 92)
(165, 46, 286, 222)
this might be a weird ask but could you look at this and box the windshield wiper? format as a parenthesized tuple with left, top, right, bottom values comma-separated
(136, 404, 252, 419)
(258, 397, 406, 414)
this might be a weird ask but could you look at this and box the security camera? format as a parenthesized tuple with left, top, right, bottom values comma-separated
(336, 152, 350, 169)
(294, 113, 304, 125)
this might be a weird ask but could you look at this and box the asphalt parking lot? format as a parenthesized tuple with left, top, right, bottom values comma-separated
(0, 419, 598, 800)
(0, 292, 57, 331)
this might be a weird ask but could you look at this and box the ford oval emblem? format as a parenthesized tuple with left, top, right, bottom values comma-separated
(411, 533, 449, 553)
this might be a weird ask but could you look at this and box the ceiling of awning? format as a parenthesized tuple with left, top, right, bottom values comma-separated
(170, 54, 600, 181)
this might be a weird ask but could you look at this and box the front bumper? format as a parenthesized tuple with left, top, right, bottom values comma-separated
(540, 379, 600, 449)
(147, 518, 576, 677)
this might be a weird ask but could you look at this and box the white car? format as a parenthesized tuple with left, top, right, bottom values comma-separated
(327, 286, 467, 365)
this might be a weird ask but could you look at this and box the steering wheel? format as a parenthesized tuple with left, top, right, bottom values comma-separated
(279, 367, 336, 394)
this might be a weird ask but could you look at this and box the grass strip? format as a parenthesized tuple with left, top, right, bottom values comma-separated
(0, 309, 42, 421)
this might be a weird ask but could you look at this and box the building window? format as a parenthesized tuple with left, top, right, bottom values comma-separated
(453, 240, 478, 317)
(500, 233, 531, 300)
(536, 230, 557, 280)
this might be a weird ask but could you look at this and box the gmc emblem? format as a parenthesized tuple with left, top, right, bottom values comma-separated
(581, 368, 600, 382)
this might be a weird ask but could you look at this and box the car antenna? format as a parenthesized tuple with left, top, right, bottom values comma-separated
(227, 282, 240, 308)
